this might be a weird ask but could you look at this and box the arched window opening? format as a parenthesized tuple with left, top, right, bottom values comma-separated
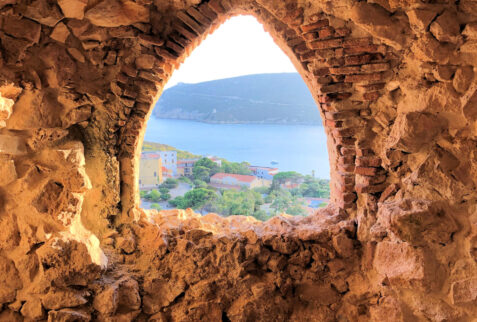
(139, 16, 330, 220)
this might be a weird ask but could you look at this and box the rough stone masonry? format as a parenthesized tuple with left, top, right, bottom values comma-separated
(0, 0, 476, 321)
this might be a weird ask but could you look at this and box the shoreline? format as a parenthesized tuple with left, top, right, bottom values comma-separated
(151, 116, 324, 127)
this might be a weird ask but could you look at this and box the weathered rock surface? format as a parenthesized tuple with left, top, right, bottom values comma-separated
(0, 0, 476, 320)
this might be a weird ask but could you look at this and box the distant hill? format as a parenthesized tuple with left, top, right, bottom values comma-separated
(152, 73, 322, 125)
(142, 141, 200, 159)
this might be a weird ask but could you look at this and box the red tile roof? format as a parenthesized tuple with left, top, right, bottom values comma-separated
(211, 173, 257, 183)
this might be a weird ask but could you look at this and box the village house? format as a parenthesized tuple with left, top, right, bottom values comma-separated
(139, 153, 163, 189)
(143, 151, 177, 177)
(210, 173, 271, 190)
(249, 166, 279, 180)
(177, 158, 199, 177)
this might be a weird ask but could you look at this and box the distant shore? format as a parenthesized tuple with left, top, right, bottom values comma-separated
(152, 116, 324, 126)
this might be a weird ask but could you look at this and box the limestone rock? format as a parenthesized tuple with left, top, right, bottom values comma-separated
(451, 277, 477, 304)
(387, 112, 445, 153)
(463, 22, 477, 39)
(57, 0, 88, 20)
(406, 9, 437, 33)
(85, 0, 150, 27)
(350, 2, 406, 50)
(50, 22, 71, 43)
(47, 309, 91, 321)
(0, 256, 22, 304)
(67, 48, 86, 63)
(374, 241, 428, 286)
(0, 135, 27, 155)
(0, 159, 17, 186)
(430, 10, 460, 43)
(41, 289, 88, 310)
(453, 66, 474, 94)
(3, 16, 41, 44)
(0, 94, 14, 120)
(411, 34, 452, 64)
(20, 298, 44, 320)
(23, 0, 63, 27)
(26, 128, 69, 151)
(93, 284, 118, 315)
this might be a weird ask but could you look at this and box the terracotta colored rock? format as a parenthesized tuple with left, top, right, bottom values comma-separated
(57, 0, 88, 20)
(3, 16, 41, 44)
(387, 112, 445, 153)
(0, 159, 17, 186)
(0, 93, 14, 121)
(23, 0, 63, 26)
(430, 10, 460, 43)
(85, 0, 150, 27)
(20, 298, 44, 320)
(0, 256, 22, 304)
(406, 8, 437, 33)
(50, 22, 71, 43)
(453, 66, 474, 94)
(41, 289, 88, 310)
(47, 309, 91, 321)
(451, 277, 477, 304)
(0, 135, 27, 155)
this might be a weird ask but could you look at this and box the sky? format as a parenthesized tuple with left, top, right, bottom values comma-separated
(165, 15, 298, 88)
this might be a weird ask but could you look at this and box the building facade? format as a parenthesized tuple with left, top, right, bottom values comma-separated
(177, 158, 199, 177)
(139, 154, 163, 189)
(249, 166, 279, 180)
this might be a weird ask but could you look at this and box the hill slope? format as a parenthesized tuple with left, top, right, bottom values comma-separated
(152, 73, 322, 125)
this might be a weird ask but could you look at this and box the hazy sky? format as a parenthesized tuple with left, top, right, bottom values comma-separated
(165, 15, 297, 88)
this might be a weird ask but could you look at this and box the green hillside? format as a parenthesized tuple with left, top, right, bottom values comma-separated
(153, 73, 322, 125)
(142, 141, 200, 159)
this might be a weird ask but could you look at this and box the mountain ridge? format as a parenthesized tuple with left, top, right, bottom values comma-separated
(153, 73, 323, 125)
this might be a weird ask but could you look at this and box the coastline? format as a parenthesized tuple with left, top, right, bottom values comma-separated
(151, 115, 324, 127)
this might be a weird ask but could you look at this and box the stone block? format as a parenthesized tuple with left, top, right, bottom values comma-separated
(0, 94, 14, 121)
(50, 22, 70, 43)
(300, 20, 329, 33)
(0, 135, 27, 156)
(58, 0, 87, 20)
(451, 278, 477, 304)
(0, 159, 17, 186)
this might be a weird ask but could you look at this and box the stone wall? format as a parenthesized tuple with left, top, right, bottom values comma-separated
(0, 0, 476, 321)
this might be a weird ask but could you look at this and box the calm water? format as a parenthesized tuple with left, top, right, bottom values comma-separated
(144, 118, 330, 179)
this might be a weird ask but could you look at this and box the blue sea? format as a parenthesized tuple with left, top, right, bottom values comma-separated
(144, 118, 330, 179)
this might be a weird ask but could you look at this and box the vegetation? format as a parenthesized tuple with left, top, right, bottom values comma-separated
(213, 189, 264, 217)
(268, 189, 307, 216)
(143, 189, 161, 202)
(160, 178, 179, 189)
(191, 157, 252, 183)
(142, 141, 200, 159)
(153, 73, 322, 125)
(169, 188, 217, 211)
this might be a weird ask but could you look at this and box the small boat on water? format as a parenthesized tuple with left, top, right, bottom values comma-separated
(270, 160, 279, 165)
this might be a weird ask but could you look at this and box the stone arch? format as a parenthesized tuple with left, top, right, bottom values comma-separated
(1, 0, 477, 320)
(116, 0, 398, 223)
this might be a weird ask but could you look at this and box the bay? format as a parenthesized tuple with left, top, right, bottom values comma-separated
(144, 117, 330, 179)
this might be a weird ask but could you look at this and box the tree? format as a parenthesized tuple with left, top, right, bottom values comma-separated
(220, 160, 252, 175)
(193, 179, 208, 189)
(193, 165, 211, 182)
(269, 188, 306, 216)
(271, 171, 303, 190)
(169, 188, 217, 211)
(161, 178, 179, 189)
(160, 192, 171, 201)
(146, 189, 161, 202)
(214, 189, 263, 217)
(159, 187, 170, 195)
